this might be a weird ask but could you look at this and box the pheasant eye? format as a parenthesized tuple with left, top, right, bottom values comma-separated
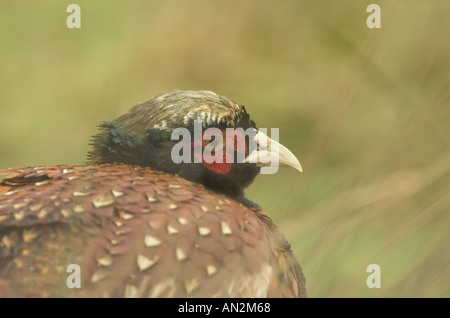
(227, 130, 247, 154)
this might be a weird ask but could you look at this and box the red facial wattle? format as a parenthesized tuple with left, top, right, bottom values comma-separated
(202, 151, 233, 175)
(191, 129, 248, 175)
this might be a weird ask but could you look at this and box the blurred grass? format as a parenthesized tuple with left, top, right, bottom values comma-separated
(1, 0, 449, 297)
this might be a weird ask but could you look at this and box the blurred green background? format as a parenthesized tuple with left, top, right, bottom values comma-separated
(1, 1, 449, 297)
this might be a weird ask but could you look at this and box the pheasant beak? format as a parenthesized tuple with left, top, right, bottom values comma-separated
(244, 129, 303, 173)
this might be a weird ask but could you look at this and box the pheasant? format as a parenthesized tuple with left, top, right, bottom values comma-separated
(0, 90, 306, 298)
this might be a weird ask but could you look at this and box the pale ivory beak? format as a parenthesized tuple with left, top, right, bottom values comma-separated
(244, 129, 303, 173)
